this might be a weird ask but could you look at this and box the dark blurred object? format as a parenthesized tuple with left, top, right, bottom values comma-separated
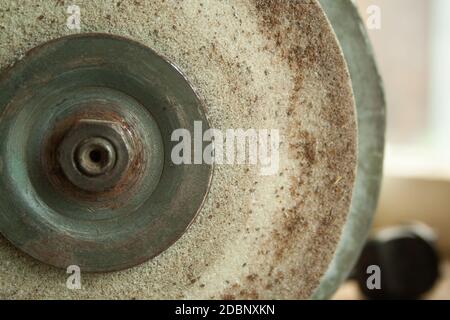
(353, 223, 440, 300)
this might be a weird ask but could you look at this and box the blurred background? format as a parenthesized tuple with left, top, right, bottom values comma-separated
(334, 0, 450, 300)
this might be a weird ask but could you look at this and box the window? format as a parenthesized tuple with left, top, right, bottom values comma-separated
(358, 0, 450, 177)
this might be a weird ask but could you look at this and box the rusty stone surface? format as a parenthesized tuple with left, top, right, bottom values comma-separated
(0, 0, 365, 299)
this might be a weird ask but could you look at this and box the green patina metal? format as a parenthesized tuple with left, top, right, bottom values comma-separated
(0, 34, 213, 272)
(314, 0, 386, 299)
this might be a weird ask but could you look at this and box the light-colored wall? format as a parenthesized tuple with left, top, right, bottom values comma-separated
(355, 1, 450, 256)
(357, 0, 430, 145)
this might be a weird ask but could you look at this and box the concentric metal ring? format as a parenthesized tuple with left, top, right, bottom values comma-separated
(0, 34, 213, 272)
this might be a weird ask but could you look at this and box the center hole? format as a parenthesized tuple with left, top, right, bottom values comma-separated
(89, 149, 103, 163)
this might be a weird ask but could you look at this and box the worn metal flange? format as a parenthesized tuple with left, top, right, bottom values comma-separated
(0, 34, 213, 272)
(314, 0, 386, 299)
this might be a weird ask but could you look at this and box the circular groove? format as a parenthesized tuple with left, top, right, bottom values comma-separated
(0, 34, 213, 272)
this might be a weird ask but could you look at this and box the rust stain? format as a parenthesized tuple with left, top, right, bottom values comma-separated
(219, 0, 357, 298)
(41, 108, 147, 208)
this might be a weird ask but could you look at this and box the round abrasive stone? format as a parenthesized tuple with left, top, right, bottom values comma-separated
(0, 0, 357, 299)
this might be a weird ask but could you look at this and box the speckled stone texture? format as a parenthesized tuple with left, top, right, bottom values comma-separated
(0, 0, 357, 299)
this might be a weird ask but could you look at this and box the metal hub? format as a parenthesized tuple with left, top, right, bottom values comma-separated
(57, 119, 132, 192)
(0, 34, 213, 272)
(75, 137, 117, 177)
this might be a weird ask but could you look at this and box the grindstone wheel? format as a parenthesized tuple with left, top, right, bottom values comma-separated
(0, 0, 385, 299)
